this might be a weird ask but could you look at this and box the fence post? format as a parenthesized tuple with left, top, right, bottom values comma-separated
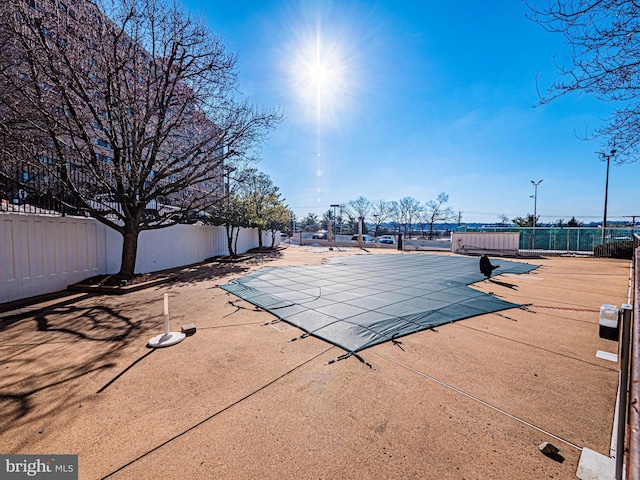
(615, 304, 633, 479)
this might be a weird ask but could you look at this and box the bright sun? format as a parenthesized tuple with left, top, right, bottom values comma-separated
(287, 32, 352, 124)
(278, 1, 373, 129)
(308, 63, 328, 85)
(276, 2, 373, 204)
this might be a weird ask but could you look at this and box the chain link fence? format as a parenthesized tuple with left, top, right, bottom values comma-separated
(456, 226, 636, 258)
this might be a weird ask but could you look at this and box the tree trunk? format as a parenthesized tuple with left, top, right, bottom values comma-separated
(119, 221, 140, 277)
(257, 226, 263, 248)
(225, 223, 235, 256)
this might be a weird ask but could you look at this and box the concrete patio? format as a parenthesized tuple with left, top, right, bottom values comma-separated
(0, 247, 631, 479)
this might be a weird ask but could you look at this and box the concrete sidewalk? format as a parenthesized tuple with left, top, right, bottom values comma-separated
(0, 247, 630, 479)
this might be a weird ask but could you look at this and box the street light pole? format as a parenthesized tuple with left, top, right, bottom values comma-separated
(531, 179, 543, 249)
(330, 204, 339, 242)
(600, 149, 616, 245)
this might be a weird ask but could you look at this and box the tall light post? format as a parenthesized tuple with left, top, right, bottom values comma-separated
(531, 179, 543, 249)
(330, 204, 339, 241)
(600, 149, 616, 244)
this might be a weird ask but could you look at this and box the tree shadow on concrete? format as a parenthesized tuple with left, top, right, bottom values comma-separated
(0, 248, 285, 449)
(171, 249, 284, 287)
(33, 303, 143, 342)
(0, 294, 92, 332)
(0, 296, 159, 449)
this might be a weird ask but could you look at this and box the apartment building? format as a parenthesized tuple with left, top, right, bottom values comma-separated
(0, 0, 226, 219)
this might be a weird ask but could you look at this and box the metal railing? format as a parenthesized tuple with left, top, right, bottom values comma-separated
(1, 145, 225, 221)
(0, 149, 89, 216)
(627, 235, 639, 480)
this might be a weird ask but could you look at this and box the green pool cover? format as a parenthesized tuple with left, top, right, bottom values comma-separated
(221, 254, 538, 354)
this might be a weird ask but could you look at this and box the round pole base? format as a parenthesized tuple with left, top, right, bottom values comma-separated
(148, 331, 186, 348)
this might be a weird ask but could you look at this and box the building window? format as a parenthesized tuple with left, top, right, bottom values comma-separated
(94, 138, 111, 149)
(39, 155, 56, 164)
(95, 153, 113, 163)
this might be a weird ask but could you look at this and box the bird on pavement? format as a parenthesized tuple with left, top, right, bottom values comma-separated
(479, 254, 500, 279)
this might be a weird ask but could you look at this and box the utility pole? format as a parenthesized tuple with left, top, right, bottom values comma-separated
(531, 180, 543, 249)
(600, 149, 616, 244)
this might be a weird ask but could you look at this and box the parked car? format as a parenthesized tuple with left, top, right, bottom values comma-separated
(351, 234, 373, 242)
(312, 230, 328, 239)
(280, 233, 289, 239)
(378, 235, 396, 244)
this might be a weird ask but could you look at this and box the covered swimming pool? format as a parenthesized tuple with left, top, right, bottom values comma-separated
(221, 254, 538, 354)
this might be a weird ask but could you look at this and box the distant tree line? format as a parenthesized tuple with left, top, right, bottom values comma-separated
(296, 193, 456, 239)
(508, 215, 584, 228)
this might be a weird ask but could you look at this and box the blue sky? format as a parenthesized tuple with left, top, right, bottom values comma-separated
(184, 0, 638, 224)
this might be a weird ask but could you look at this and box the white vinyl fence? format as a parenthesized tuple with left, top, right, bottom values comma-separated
(1, 213, 275, 304)
(450, 232, 520, 256)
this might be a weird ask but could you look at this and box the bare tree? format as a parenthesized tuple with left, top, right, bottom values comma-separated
(498, 214, 510, 226)
(349, 196, 372, 222)
(398, 196, 421, 238)
(0, 0, 281, 276)
(341, 196, 371, 235)
(387, 200, 400, 236)
(370, 199, 394, 237)
(526, 0, 640, 164)
(423, 192, 455, 239)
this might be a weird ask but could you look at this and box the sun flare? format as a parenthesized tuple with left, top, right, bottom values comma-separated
(308, 63, 329, 86)
(286, 28, 355, 126)
(276, 3, 371, 204)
